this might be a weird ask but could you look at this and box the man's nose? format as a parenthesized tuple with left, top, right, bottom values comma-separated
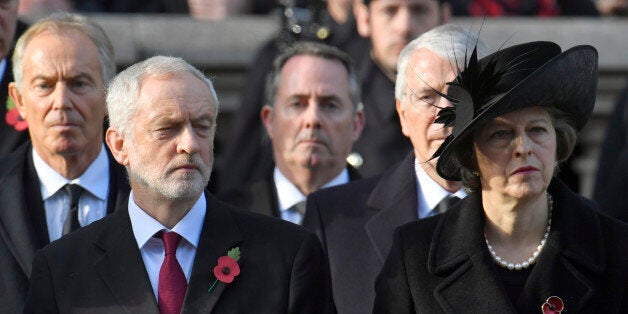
(51, 83, 72, 110)
(302, 101, 322, 129)
(177, 125, 201, 155)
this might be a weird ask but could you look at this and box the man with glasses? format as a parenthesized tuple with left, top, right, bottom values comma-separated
(303, 24, 486, 313)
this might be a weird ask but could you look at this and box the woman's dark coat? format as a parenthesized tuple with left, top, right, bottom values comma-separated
(374, 180, 628, 313)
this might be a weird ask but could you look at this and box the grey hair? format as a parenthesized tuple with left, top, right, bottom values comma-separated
(12, 12, 115, 90)
(264, 41, 361, 110)
(106, 55, 219, 137)
(395, 24, 489, 103)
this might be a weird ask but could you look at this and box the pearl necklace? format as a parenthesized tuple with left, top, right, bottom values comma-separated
(484, 194, 553, 271)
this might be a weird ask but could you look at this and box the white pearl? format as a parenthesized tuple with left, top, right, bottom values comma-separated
(484, 192, 553, 271)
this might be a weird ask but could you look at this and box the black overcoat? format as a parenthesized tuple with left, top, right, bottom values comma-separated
(374, 180, 628, 313)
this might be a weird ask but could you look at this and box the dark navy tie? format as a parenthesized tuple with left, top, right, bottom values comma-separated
(62, 184, 84, 235)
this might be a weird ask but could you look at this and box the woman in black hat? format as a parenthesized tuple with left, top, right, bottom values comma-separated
(373, 41, 628, 313)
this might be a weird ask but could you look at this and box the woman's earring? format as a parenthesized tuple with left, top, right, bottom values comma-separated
(472, 171, 480, 177)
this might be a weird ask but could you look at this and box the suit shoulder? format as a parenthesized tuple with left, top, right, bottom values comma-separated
(310, 175, 381, 203)
(41, 212, 119, 254)
(227, 203, 315, 240)
(0, 143, 29, 178)
(396, 214, 442, 241)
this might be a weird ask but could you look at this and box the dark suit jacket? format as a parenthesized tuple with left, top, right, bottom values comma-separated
(302, 153, 418, 314)
(219, 165, 361, 219)
(0, 142, 130, 313)
(374, 180, 628, 313)
(25, 192, 334, 313)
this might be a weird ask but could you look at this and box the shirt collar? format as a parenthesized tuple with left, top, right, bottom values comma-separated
(129, 191, 206, 250)
(33, 143, 109, 200)
(274, 167, 349, 212)
(0, 59, 7, 84)
(414, 158, 466, 211)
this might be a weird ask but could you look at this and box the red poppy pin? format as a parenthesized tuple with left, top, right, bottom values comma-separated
(542, 296, 564, 314)
(208, 247, 241, 293)
(5, 98, 28, 131)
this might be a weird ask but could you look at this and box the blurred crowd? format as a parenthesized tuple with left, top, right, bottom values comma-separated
(16, 0, 628, 17)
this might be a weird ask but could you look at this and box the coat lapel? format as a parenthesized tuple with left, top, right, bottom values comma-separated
(516, 181, 604, 313)
(427, 193, 517, 313)
(365, 154, 418, 262)
(93, 207, 159, 313)
(0, 145, 41, 276)
(182, 193, 243, 313)
(427, 181, 606, 313)
(249, 177, 280, 218)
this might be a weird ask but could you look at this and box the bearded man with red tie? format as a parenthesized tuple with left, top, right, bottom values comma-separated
(24, 55, 333, 313)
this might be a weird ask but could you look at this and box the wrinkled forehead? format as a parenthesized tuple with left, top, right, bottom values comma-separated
(137, 73, 217, 115)
(406, 49, 456, 90)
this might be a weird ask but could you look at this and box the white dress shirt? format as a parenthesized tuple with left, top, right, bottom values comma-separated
(274, 167, 350, 224)
(129, 191, 206, 300)
(34, 144, 110, 242)
(414, 159, 466, 218)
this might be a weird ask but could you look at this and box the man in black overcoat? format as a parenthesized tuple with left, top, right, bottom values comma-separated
(0, 13, 130, 312)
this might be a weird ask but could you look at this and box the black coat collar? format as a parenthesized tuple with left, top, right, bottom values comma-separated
(426, 180, 605, 313)
(365, 153, 418, 262)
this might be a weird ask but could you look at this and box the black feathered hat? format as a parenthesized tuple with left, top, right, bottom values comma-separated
(432, 41, 598, 181)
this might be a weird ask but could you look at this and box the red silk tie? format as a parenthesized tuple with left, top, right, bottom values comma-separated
(158, 232, 188, 314)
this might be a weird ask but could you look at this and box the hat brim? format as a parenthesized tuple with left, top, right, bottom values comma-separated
(436, 45, 598, 181)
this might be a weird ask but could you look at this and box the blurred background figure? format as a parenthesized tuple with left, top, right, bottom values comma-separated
(593, 79, 628, 223)
(187, 0, 252, 20)
(596, 0, 627, 15)
(18, 0, 72, 16)
(447, 0, 599, 16)
(0, 0, 30, 158)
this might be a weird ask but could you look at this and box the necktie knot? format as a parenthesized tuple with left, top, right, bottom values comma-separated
(159, 231, 182, 256)
(433, 195, 461, 215)
(288, 200, 307, 216)
(64, 184, 85, 208)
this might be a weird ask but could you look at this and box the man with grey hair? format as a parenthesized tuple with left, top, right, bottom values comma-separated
(303, 24, 488, 314)
(0, 12, 129, 312)
(219, 41, 364, 225)
(25, 55, 333, 313)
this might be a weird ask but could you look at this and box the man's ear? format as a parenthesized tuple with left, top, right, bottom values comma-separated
(396, 99, 411, 138)
(353, 0, 371, 38)
(105, 127, 130, 167)
(260, 105, 274, 139)
(352, 105, 366, 141)
(9, 82, 27, 120)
